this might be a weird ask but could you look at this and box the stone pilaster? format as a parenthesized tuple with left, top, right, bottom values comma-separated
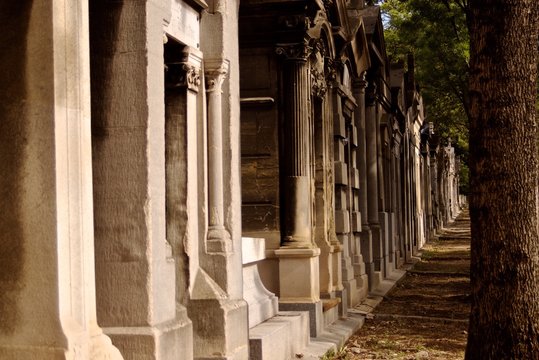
(164, 45, 204, 360)
(312, 58, 336, 299)
(352, 75, 371, 297)
(0, 1, 121, 358)
(325, 60, 344, 300)
(90, 1, 183, 358)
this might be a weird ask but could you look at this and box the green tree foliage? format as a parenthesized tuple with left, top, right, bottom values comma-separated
(381, 0, 470, 192)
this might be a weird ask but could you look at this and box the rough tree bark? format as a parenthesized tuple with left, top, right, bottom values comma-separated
(466, 0, 539, 358)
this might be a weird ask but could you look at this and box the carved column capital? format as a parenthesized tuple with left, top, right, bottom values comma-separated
(276, 41, 313, 62)
(165, 63, 201, 92)
(205, 59, 229, 93)
(164, 46, 203, 92)
(365, 81, 378, 106)
(353, 71, 368, 92)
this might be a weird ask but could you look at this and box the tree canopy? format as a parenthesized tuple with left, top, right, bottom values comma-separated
(381, 0, 470, 192)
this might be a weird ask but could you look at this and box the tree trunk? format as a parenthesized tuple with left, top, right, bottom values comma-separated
(466, 1, 539, 358)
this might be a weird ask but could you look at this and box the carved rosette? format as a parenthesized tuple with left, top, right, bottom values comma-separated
(276, 41, 313, 62)
(165, 62, 201, 92)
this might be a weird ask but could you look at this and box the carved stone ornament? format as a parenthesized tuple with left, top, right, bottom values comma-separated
(205, 68, 228, 93)
(313, 38, 327, 58)
(324, 58, 339, 84)
(275, 42, 313, 62)
(205, 59, 229, 93)
(165, 62, 201, 92)
(311, 67, 328, 98)
(365, 81, 378, 106)
(353, 71, 368, 90)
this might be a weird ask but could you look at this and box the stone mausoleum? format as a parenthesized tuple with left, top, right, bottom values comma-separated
(0, 0, 462, 359)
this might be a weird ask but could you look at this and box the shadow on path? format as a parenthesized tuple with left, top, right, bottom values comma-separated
(343, 210, 471, 360)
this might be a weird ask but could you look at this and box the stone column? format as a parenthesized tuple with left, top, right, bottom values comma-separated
(194, 2, 249, 358)
(0, 1, 122, 358)
(205, 59, 232, 253)
(430, 150, 439, 233)
(395, 137, 406, 267)
(390, 135, 400, 267)
(404, 131, 414, 261)
(365, 84, 383, 288)
(378, 120, 391, 278)
(276, 42, 314, 248)
(274, 41, 322, 337)
(353, 76, 374, 291)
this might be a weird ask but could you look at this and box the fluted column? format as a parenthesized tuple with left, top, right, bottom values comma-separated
(276, 42, 314, 248)
(205, 59, 232, 253)
(365, 82, 383, 285)
(274, 41, 322, 337)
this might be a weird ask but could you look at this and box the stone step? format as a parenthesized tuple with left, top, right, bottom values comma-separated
(300, 339, 337, 360)
(249, 306, 364, 359)
(299, 313, 364, 360)
(248, 311, 310, 360)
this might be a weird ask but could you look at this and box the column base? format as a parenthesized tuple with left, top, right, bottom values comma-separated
(103, 316, 187, 359)
(207, 226, 232, 253)
(0, 346, 67, 360)
(0, 327, 123, 360)
(279, 301, 323, 337)
(330, 243, 344, 293)
(317, 241, 335, 297)
(341, 256, 360, 308)
(90, 328, 124, 359)
(274, 247, 321, 303)
(189, 299, 249, 360)
(364, 258, 383, 292)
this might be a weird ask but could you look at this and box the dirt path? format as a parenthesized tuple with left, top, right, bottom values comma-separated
(343, 211, 471, 360)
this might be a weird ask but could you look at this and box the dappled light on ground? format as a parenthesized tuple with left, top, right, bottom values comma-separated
(343, 211, 471, 359)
